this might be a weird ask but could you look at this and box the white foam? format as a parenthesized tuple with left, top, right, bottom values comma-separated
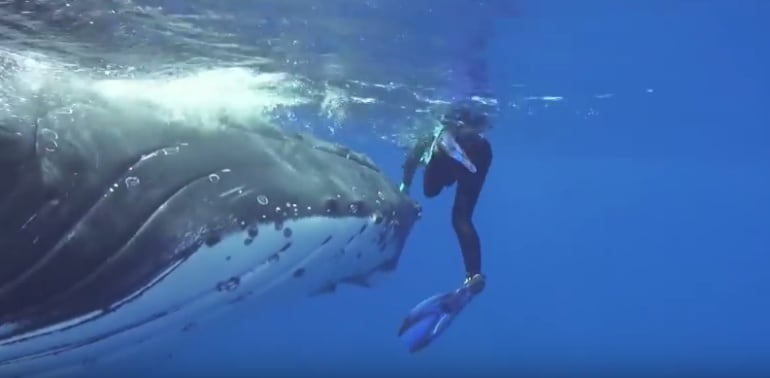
(0, 214, 401, 377)
(0, 48, 312, 133)
(88, 68, 311, 130)
(523, 95, 564, 102)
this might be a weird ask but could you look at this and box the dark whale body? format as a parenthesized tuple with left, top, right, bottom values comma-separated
(0, 104, 420, 376)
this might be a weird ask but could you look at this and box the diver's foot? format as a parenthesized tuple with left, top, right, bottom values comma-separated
(463, 273, 486, 294)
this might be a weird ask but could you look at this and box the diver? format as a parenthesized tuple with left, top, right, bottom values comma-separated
(398, 103, 492, 295)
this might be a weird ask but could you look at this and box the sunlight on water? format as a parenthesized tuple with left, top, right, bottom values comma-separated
(0, 0, 512, 146)
(0, 44, 504, 147)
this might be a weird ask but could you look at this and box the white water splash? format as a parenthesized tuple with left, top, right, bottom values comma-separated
(1, 49, 311, 132)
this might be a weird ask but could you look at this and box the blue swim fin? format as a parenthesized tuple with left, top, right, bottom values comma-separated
(397, 280, 481, 353)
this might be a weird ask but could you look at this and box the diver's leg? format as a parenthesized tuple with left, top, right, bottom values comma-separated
(452, 177, 484, 278)
(423, 158, 451, 198)
(451, 139, 491, 284)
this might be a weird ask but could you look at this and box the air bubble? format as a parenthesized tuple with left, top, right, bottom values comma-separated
(377, 191, 386, 200)
(208, 174, 220, 183)
(349, 203, 359, 214)
(162, 146, 180, 155)
(125, 176, 140, 188)
(257, 195, 269, 205)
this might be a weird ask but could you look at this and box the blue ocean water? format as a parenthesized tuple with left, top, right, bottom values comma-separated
(0, 0, 767, 376)
(149, 1, 769, 376)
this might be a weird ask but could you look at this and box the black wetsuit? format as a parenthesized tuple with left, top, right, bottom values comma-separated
(401, 131, 492, 278)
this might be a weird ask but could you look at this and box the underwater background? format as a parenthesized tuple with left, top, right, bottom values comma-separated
(152, 2, 770, 376)
(1, 0, 768, 376)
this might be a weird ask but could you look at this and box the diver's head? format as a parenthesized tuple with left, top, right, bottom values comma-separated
(439, 102, 491, 136)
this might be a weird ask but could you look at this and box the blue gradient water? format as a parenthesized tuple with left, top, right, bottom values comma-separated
(145, 2, 770, 376)
(1, 0, 768, 376)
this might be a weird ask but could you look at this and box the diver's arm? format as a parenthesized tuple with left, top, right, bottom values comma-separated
(399, 135, 433, 193)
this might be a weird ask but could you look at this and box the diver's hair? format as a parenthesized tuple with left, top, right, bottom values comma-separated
(439, 102, 491, 134)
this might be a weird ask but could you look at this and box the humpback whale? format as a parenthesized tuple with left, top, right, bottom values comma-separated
(0, 103, 421, 377)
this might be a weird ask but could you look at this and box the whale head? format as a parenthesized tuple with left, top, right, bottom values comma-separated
(0, 105, 421, 376)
